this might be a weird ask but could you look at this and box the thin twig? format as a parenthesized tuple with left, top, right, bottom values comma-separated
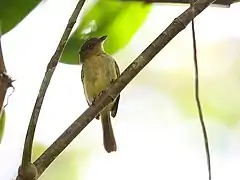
(20, 0, 86, 173)
(33, 0, 215, 177)
(4, 83, 15, 109)
(190, 2, 211, 180)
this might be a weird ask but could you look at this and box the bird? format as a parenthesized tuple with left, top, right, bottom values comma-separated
(79, 35, 120, 153)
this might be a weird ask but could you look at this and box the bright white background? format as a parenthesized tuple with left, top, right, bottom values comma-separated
(0, 0, 240, 179)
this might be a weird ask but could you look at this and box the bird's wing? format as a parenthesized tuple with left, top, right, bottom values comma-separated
(111, 60, 120, 118)
(81, 66, 84, 82)
(114, 60, 120, 77)
(81, 66, 91, 106)
(81, 65, 100, 119)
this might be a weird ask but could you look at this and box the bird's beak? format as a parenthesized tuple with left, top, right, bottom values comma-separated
(99, 35, 108, 43)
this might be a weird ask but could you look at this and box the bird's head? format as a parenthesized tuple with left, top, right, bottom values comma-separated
(79, 35, 107, 62)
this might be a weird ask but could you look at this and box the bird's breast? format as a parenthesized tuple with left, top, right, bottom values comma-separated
(82, 55, 117, 104)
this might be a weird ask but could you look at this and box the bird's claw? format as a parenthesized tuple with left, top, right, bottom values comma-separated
(91, 90, 105, 120)
(95, 114, 100, 120)
(98, 90, 105, 97)
(92, 90, 105, 106)
(110, 79, 115, 84)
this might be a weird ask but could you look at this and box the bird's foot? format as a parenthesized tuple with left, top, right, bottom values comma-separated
(95, 114, 100, 120)
(92, 90, 105, 120)
(98, 89, 105, 97)
(92, 90, 105, 106)
(110, 79, 115, 84)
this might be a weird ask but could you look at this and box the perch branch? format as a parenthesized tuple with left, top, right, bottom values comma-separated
(18, 0, 86, 179)
(33, 0, 215, 177)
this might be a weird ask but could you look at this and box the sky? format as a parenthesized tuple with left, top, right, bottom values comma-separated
(0, 0, 240, 179)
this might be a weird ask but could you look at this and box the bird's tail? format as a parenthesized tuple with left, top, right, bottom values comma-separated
(101, 109, 117, 153)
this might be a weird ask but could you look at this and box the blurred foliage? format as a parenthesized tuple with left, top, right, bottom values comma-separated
(0, 110, 5, 143)
(140, 64, 240, 126)
(61, 0, 152, 64)
(33, 143, 90, 180)
(163, 47, 240, 126)
(126, 37, 240, 126)
(0, 0, 42, 34)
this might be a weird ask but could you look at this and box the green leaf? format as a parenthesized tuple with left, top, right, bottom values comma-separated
(0, 0, 42, 34)
(61, 0, 152, 64)
(0, 110, 6, 143)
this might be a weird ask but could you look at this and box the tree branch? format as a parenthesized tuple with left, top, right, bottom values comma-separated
(122, 0, 234, 7)
(0, 28, 12, 122)
(18, 0, 86, 179)
(33, 0, 215, 177)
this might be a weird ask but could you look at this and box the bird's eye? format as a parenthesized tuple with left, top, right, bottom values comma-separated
(87, 44, 93, 49)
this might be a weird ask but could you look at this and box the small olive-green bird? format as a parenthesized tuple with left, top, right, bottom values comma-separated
(79, 36, 120, 153)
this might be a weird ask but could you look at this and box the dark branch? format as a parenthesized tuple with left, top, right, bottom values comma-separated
(0, 37, 6, 73)
(0, 28, 13, 120)
(18, 0, 86, 179)
(33, 0, 215, 177)
(190, 2, 211, 180)
(122, 0, 236, 7)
